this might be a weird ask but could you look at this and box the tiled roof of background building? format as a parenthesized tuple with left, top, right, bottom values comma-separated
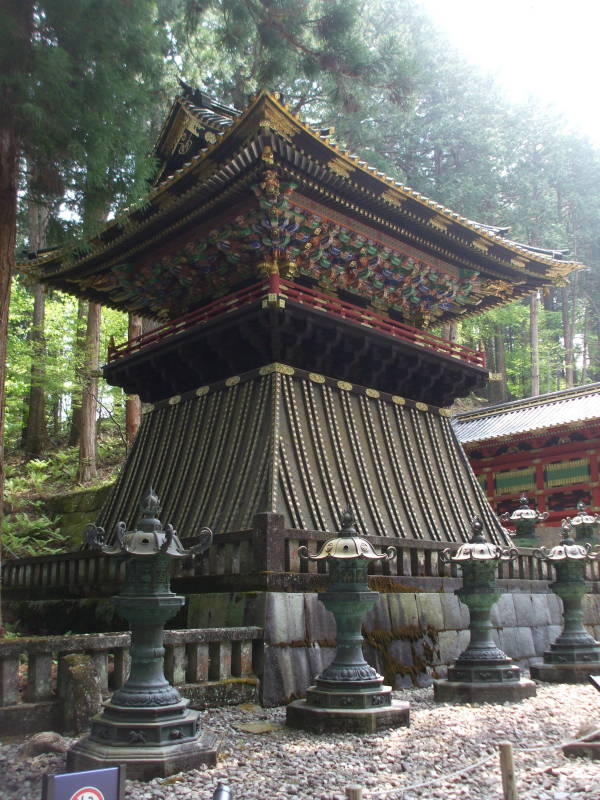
(453, 383, 600, 444)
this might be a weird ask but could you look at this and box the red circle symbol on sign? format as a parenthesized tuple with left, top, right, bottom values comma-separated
(70, 788, 105, 800)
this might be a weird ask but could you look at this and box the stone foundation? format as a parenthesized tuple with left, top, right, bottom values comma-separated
(184, 584, 599, 705)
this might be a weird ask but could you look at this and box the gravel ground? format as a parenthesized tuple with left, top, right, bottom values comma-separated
(2, 684, 600, 800)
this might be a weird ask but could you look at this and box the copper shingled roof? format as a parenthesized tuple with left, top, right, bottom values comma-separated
(453, 383, 600, 445)
(21, 91, 581, 323)
(98, 364, 509, 543)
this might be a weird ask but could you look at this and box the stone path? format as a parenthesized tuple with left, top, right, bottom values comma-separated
(2, 684, 599, 800)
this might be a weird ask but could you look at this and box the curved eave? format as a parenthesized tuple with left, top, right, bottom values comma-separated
(22, 92, 581, 305)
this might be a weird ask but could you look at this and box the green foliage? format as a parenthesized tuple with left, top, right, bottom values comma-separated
(5, 279, 128, 452)
(2, 462, 64, 557)
(2, 512, 64, 558)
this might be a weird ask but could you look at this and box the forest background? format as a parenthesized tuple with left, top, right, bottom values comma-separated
(1, 0, 599, 557)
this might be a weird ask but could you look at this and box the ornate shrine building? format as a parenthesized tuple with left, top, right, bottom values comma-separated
(14, 88, 594, 704)
(454, 383, 600, 526)
(26, 88, 579, 547)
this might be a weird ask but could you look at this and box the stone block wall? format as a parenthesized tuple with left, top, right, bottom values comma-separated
(186, 586, 599, 706)
(43, 483, 114, 550)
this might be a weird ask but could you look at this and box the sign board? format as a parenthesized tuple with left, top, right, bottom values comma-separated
(42, 766, 125, 800)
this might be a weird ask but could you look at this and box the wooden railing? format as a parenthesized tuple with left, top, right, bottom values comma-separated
(1, 527, 259, 597)
(107, 281, 268, 362)
(107, 277, 486, 369)
(278, 278, 486, 368)
(6, 515, 598, 598)
(0, 626, 263, 709)
(282, 529, 600, 583)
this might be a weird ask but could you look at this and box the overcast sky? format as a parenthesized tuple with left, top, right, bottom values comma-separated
(417, 0, 600, 145)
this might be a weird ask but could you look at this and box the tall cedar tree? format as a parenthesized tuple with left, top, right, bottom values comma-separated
(0, 1, 170, 496)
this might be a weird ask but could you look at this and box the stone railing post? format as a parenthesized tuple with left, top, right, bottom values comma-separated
(253, 512, 285, 573)
(186, 643, 209, 682)
(112, 647, 131, 689)
(208, 640, 232, 681)
(0, 655, 20, 706)
(25, 653, 54, 702)
(231, 640, 253, 677)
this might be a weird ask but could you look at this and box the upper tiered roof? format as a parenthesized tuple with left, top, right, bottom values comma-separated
(24, 89, 580, 325)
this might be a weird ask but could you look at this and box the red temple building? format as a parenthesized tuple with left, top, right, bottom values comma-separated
(454, 383, 600, 526)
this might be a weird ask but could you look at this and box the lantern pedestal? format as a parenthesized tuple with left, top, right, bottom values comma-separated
(286, 511, 410, 733)
(433, 529, 536, 704)
(531, 561, 600, 684)
(67, 491, 218, 780)
(286, 590, 410, 733)
(67, 731, 218, 781)
(434, 675, 536, 705)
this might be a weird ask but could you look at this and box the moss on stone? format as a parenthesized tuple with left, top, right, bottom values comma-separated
(362, 624, 440, 686)
(368, 576, 424, 593)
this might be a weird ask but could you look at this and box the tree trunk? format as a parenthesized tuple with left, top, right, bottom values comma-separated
(77, 302, 101, 482)
(23, 199, 51, 457)
(49, 393, 61, 439)
(23, 283, 48, 457)
(581, 305, 589, 384)
(594, 315, 600, 382)
(68, 297, 88, 446)
(0, 127, 17, 536)
(125, 313, 142, 445)
(530, 292, 540, 397)
(488, 327, 509, 404)
(561, 285, 575, 388)
(0, 0, 34, 629)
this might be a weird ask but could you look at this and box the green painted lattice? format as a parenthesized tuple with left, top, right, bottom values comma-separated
(495, 467, 535, 495)
(545, 458, 590, 488)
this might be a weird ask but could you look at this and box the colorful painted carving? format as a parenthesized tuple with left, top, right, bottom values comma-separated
(79, 174, 483, 322)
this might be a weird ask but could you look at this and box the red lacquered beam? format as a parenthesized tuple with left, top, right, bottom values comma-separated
(108, 278, 486, 370)
(279, 278, 486, 369)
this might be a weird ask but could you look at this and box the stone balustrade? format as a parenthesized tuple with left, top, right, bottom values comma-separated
(4, 525, 600, 601)
(284, 531, 600, 585)
(0, 626, 263, 736)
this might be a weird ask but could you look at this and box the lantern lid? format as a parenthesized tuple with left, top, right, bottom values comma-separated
(508, 496, 543, 521)
(298, 509, 395, 561)
(564, 502, 600, 528)
(535, 530, 598, 561)
(83, 487, 213, 558)
(442, 517, 517, 563)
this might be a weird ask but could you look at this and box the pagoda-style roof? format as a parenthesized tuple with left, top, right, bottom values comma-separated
(23, 90, 579, 328)
(454, 383, 600, 446)
(98, 364, 508, 543)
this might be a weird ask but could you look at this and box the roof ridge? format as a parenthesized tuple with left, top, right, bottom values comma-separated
(454, 382, 600, 422)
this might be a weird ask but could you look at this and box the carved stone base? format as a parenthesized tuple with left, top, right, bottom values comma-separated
(433, 677, 537, 704)
(539, 642, 600, 666)
(67, 731, 218, 781)
(306, 683, 393, 710)
(286, 697, 410, 733)
(531, 662, 600, 683)
(447, 659, 521, 684)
